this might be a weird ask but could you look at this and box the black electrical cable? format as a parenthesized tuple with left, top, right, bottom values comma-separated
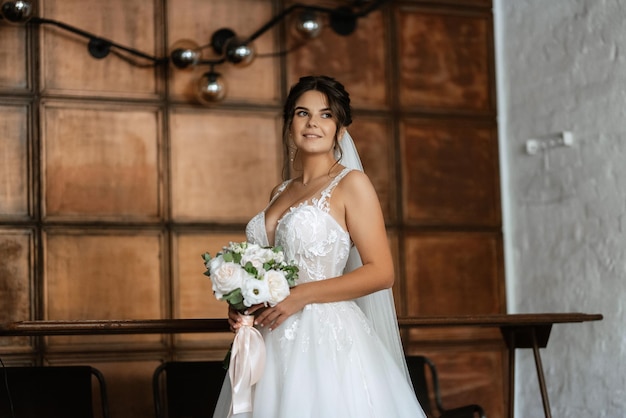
(11, 0, 389, 68)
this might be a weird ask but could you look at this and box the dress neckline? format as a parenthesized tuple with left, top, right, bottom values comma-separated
(260, 203, 350, 248)
(263, 167, 352, 246)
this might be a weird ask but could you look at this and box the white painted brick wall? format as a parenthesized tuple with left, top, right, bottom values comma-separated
(495, 0, 625, 416)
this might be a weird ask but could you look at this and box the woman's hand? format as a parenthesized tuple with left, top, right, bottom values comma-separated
(227, 305, 241, 333)
(252, 286, 308, 331)
(227, 303, 265, 333)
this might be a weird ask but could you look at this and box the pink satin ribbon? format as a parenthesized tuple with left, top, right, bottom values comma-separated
(228, 314, 266, 416)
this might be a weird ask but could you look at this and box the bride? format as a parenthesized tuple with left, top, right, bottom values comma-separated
(213, 75, 426, 418)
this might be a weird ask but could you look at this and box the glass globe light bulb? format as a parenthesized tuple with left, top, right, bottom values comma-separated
(1, 0, 33, 24)
(169, 39, 201, 69)
(224, 37, 255, 67)
(196, 72, 227, 104)
(294, 10, 322, 39)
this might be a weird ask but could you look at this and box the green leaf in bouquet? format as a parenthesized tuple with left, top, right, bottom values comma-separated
(281, 264, 299, 286)
(222, 252, 234, 262)
(243, 261, 258, 278)
(222, 289, 246, 312)
(223, 288, 243, 304)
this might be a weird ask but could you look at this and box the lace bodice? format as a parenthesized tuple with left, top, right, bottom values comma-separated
(245, 168, 353, 284)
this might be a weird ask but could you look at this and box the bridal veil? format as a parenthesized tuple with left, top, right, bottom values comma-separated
(336, 131, 412, 383)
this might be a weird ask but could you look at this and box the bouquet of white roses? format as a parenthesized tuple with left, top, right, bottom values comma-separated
(202, 241, 299, 312)
(201, 241, 299, 416)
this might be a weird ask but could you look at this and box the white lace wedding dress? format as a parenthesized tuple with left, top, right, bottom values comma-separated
(213, 167, 426, 418)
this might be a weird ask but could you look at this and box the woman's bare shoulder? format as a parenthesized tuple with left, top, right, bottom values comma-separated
(334, 169, 378, 204)
(339, 169, 374, 191)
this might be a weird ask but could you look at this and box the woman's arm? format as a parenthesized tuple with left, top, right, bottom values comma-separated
(252, 170, 394, 330)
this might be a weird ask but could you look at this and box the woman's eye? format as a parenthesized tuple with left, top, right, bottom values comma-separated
(321, 113, 332, 119)
(296, 110, 308, 117)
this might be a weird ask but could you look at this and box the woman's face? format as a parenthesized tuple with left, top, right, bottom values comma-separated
(289, 90, 339, 156)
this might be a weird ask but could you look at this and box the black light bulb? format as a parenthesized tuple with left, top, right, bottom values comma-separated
(169, 39, 200, 69)
(224, 37, 255, 67)
(1, 0, 33, 24)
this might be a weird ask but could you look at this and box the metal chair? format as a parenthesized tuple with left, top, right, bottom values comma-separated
(0, 365, 109, 418)
(153, 360, 227, 418)
(406, 355, 486, 418)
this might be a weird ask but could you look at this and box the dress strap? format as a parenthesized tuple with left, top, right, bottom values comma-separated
(268, 180, 291, 205)
(317, 167, 353, 213)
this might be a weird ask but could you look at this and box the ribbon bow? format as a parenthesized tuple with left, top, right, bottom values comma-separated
(228, 313, 266, 416)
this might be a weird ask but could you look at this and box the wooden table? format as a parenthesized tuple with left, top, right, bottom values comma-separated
(0, 313, 603, 418)
(398, 313, 604, 418)
(0, 318, 230, 336)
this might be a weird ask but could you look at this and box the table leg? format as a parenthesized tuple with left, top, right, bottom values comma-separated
(508, 332, 516, 418)
(531, 328, 552, 418)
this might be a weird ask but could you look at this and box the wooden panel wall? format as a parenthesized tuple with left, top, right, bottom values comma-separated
(0, 0, 505, 416)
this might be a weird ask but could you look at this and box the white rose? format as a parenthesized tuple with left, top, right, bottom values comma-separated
(264, 270, 290, 306)
(211, 261, 246, 299)
(241, 247, 274, 274)
(209, 255, 224, 272)
(259, 248, 277, 263)
(241, 276, 270, 307)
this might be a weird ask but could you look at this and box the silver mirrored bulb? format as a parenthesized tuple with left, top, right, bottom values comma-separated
(196, 72, 227, 104)
(224, 37, 255, 67)
(295, 10, 322, 39)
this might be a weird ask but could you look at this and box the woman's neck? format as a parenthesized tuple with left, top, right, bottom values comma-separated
(297, 155, 340, 186)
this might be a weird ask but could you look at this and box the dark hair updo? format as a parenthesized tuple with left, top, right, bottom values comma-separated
(282, 75, 352, 176)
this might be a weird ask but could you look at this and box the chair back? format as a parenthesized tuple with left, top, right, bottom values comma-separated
(406, 355, 487, 418)
(153, 360, 227, 418)
(406, 355, 439, 416)
(0, 365, 109, 418)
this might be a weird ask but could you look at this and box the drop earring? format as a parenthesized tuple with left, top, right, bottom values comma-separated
(289, 138, 297, 162)
(291, 148, 300, 169)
